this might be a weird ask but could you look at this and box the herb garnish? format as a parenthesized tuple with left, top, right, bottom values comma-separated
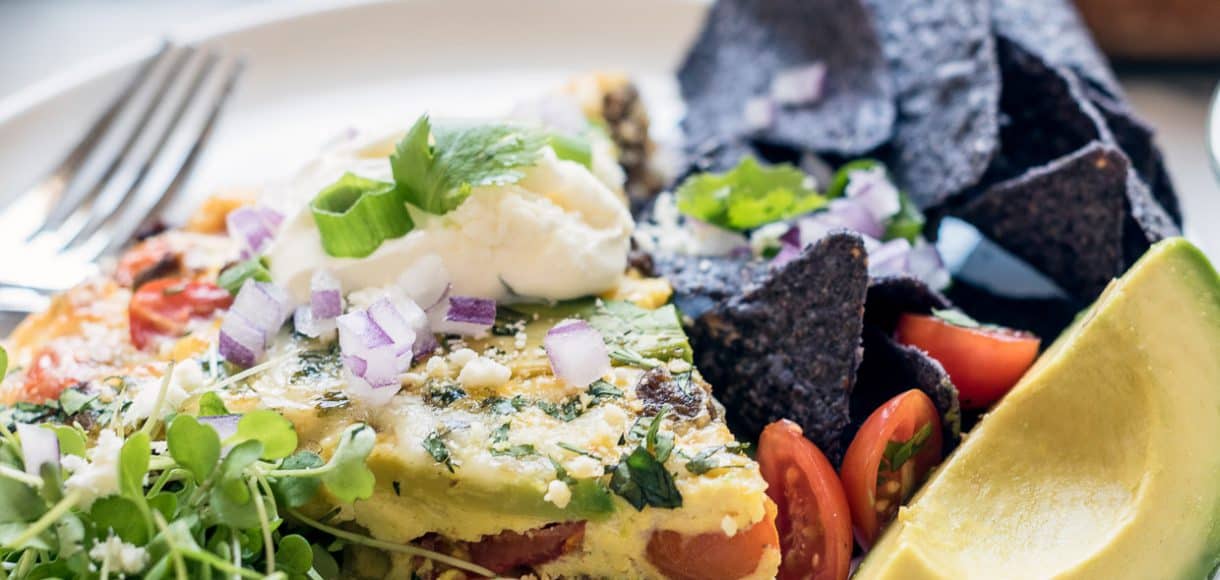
(880, 422, 934, 474)
(0, 405, 394, 578)
(392, 115, 548, 216)
(422, 430, 455, 473)
(587, 380, 623, 401)
(609, 408, 682, 510)
(424, 380, 467, 408)
(557, 442, 601, 460)
(675, 156, 825, 232)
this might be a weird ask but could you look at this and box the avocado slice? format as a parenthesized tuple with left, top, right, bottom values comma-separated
(856, 238, 1220, 579)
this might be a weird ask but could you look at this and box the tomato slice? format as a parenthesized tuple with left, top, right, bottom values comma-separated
(840, 390, 943, 549)
(115, 238, 178, 288)
(467, 521, 585, 575)
(129, 278, 233, 350)
(757, 420, 853, 580)
(895, 313, 1040, 409)
(10, 349, 81, 405)
(647, 499, 780, 580)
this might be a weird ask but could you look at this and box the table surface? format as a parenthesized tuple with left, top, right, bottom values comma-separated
(0, 0, 1216, 242)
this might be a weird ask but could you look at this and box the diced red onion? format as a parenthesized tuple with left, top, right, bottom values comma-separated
(338, 310, 393, 355)
(770, 62, 827, 106)
(397, 255, 450, 310)
(743, 97, 775, 131)
(293, 305, 337, 339)
(445, 296, 496, 326)
(908, 239, 951, 290)
(826, 199, 885, 239)
(197, 414, 241, 443)
(428, 297, 492, 337)
(219, 312, 265, 367)
(231, 281, 293, 339)
(16, 423, 59, 476)
(771, 242, 803, 268)
(226, 206, 283, 256)
(844, 167, 901, 221)
(544, 320, 610, 386)
(868, 239, 912, 278)
(310, 270, 343, 320)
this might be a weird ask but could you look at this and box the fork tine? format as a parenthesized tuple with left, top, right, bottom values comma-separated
(33, 42, 189, 238)
(61, 51, 218, 250)
(11, 41, 172, 222)
(95, 56, 246, 259)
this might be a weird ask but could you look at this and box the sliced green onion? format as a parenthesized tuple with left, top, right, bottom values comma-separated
(217, 258, 271, 295)
(548, 133, 593, 169)
(310, 173, 412, 258)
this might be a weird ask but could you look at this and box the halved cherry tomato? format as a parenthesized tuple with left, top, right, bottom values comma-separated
(757, 420, 852, 580)
(647, 499, 780, 580)
(840, 389, 943, 549)
(11, 348, 80, 405)
(467, 521, 586, 575)
(129, 278, 233, 350)
(895, 313, 1040, 409)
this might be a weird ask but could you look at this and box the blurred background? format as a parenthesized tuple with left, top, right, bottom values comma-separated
(1, 0, 1214, 212)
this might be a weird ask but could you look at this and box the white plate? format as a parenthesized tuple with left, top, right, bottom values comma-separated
(0, 0, 703, 222)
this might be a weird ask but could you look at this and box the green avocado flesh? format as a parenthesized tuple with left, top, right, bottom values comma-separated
(856, 238, 1220, 579)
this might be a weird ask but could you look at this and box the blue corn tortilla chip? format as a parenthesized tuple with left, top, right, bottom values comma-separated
(683, 232, 869, 462)
(861, 0, 1000, 208)
(852, 327, 961, 451)
(678, 0, 895, 157)
(992, 0, 1181, 225)
(647, 252, 766, 321)
(977, 37, 1109, 188)
(863, 275, 952, 332)
(955, 143, 1128, 299)
(991, 0, 1120, 99)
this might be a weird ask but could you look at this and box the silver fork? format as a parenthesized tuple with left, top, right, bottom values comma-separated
(0, 42, 244, 315)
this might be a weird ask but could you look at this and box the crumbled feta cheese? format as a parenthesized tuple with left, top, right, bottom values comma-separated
(721, 515, 740, 537)
(425, 356, 449, 377)
(458, 356, 511, 389)
(63, 430, 125, 508)
(543, 479, 572, 509)
(124, 359, 205, 427)
(89, 534, 149, 574)
(447, 348, 478, 367)
(564, 456, 604, 479)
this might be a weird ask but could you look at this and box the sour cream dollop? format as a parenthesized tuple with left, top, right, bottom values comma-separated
(267, 132, 633, 304)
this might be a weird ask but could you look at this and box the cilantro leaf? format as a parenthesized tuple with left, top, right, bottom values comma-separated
(683, 447, 722, 476)
(0, 346, 6, 380)
(588, 380, 623, 401)
(422, 430, 454, 473)
(392, 115, 547, 215)
(881, 422, 934, 473)
(609, 447, 682, 511)
(932, 308, 981, 329)
(675, 156, 825, 231)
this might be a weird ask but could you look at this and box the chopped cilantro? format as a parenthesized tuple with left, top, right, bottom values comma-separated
(587, 380, 623, 401)
(537, 397, 585, 422)
(483, 394, 529, 415)
(881, 422, 934, 474)
(490, 422, 511, 445)
(424, 380, 467, 408)
(557, 442, 600, 460)
(392, 115, 548, 216)
(422, 430, 455, 473)
(58, 388, 98, 416)
(932, 308, 981, 329)
(610, 408, 682, 510)
(675, 156, 825, 231)
(492, 444, 537, 459)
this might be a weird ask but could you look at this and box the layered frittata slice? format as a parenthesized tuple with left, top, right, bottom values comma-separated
(0, 101, 778, 579)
